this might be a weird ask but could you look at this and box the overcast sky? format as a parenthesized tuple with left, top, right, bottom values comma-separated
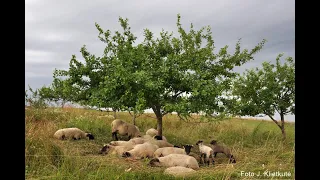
(25, 0, 295, 121)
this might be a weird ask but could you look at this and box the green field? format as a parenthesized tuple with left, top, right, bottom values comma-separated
(25, 107, 295, 180)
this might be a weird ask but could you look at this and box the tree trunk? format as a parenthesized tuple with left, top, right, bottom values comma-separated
(152, 106, 163, 137)
(61, 101, 65, 108)
(280, 112, 286, 140)
(113, 108, 117, 119)
(133, 111, 136, 125)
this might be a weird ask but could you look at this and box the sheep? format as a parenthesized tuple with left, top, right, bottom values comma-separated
(109, 140, 135, 147)
(147, 139, 174, 148)
(111, 119, 141, 140)
(53, 127, 94, 140)
(153, 147, 186, 158)
(153, 135, 168, 141)
(195, 140, 214, 165)
(148, 154, 200, 170)
(128, 135, 152, 144)
(182, 144, 201, 163)
(122, 142, 159, 159)
(146, 128, 168, 141)
(146, 128, 158, 137)
(99, 144, 134, 156)
(164, 166, 196, 177)
(210, 140, 236, 163)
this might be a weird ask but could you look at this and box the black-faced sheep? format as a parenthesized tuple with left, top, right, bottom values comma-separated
(99, 144, 134, 156)
(210, 140, 236, 163)
(111, 119, 141, 140)
(148, 154, 200, 170)
(53, 127, 94, 140)
(164, 166, 197, 177)
(153, 147, 187, 158)
(196, 140, 214, 165)
(182, 144, 201, 163)
(122, 142, 159, 159)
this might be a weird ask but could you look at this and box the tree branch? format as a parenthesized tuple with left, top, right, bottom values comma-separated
(266, 113, 282, 129)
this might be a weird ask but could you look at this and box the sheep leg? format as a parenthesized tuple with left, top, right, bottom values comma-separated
(214, 152, 218, 158)
(112, 132, 118, 141)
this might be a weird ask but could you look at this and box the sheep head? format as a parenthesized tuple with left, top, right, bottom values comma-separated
(148, 158, 160, 167)
(195, 140, 203, 145)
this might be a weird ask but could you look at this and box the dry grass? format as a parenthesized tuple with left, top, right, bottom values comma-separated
(25, 107, 295, 180)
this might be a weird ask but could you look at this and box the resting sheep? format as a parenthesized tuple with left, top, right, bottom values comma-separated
(111, 119, 141, 140)
(109, 140, 135, 147)
(122, 142, 159, 159)
(149, 154, 199, 170)
(210, 140, 236, 163)
(196, 140, 214, 165)
(164, 166, 196, 177)
(146, 128, 168, 141)
(147, 139, 174, 148)
(53, 127, 94, 140)
(153, 147, 186, 158)
(99, 144, 134, 156)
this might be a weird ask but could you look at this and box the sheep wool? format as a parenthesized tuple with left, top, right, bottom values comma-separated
(111, 119, 141, 140)
(146, 128, 158, 137)
(164, 166, 196, 177)
(149, 154, 199, 170)
(100, 144, 134, 156)
(53, 127, 94, 140)
(153, 147, 187, 158)
(196, 140, 214, 165)
(122, 142, 159, 159)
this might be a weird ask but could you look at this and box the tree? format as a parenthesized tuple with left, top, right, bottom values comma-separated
(53, 14, 266, 137)
(38, 78, 75, 108)
(25, 86, 48, 109)
(230, 54, 295, 140)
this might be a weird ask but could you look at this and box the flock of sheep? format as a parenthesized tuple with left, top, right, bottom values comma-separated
(53, 118, 236, 177)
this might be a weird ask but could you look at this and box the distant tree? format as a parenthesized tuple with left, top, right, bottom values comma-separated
(38, 77, 75, 108)
(53, 14, 266, 137)
(25, 86, 48, 109)
(230, 54, 295, 140)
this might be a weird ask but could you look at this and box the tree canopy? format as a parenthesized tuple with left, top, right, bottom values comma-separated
(52, 14, 266, 136)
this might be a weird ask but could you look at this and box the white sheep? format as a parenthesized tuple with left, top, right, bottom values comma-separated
(122, 142, 159, 159)
(195, 140, 214, 165)
(111, 119, 141, 140)
(164, 166, 197, 177)
(153, 147, 186, 158)
(146, 128, 168, 141)
(149, 154, 200, 170)
(53, 127, 94, 140)
(109, 140, 135, 147)
(147, 139, 174, 148)
(146, 128, 158, 136)
(99, 144, 134, 156)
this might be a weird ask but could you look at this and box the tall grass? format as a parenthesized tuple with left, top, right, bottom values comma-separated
(25, 108, 295, 179)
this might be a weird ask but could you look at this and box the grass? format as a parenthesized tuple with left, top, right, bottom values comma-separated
(25, 107, 295, 180)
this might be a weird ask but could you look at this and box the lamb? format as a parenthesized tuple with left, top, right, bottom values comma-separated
(99, 144, 134, 156)
(148, 154, 200, 170)
(210, 140, 236, 163)
(122, 142, 159, 159)
(195, 140, 214, 165)
(53, 127, 94, 140)
(153, 147, 186, 158)
(164, 166, 196, 177)
(111, 119, 141, 140)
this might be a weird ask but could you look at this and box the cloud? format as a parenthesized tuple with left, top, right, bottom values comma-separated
(25, 0, 295, 120)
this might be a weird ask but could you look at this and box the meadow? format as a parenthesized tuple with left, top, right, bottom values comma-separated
(25, 107, 295, 180)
